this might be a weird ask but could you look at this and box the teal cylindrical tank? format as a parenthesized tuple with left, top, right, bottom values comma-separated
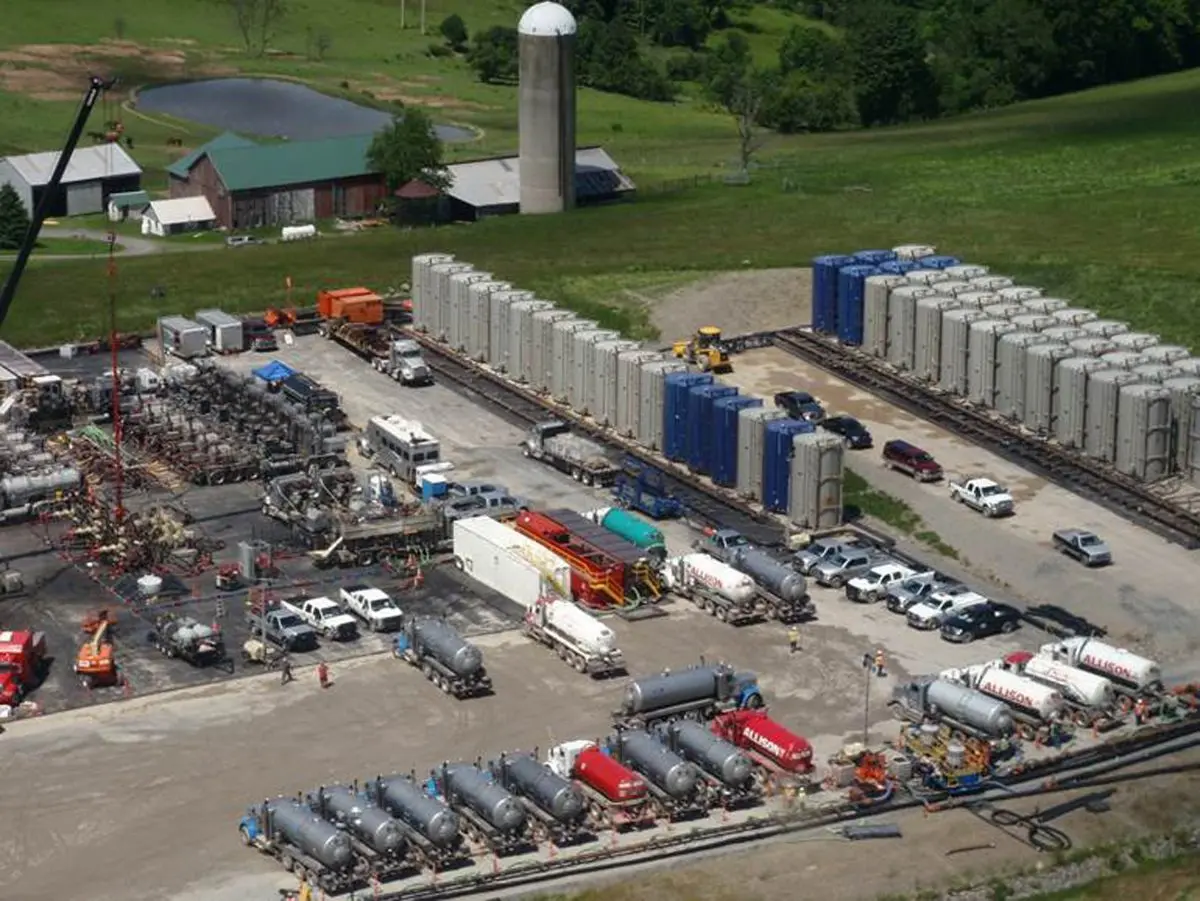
(600, 509, 665, 557)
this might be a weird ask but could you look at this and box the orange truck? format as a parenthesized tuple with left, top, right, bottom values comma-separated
(317, 287, 384, 325)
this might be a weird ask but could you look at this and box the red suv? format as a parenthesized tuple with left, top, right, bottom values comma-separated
(883, 439, 943, 482)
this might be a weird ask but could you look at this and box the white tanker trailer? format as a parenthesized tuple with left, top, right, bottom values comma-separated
(1007, 651, 1116, 723)
(1039, 637, 1162, 696)
(943, 661, 1066, 736)
(666, 554, 760, 625)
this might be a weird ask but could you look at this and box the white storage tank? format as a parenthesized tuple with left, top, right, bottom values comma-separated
(1193, 396, 1200, 487)
(1084, 370, 1143, 461)
(737, 407, 785, 500)
(509, 299, 553, 382)
(1024, 343, 1074, 434)
(1162, 376, 1200, 475)
(488, 289, 533, 372)
(886, 285, 935, 370)
(982, 303, 1024, 320)
(411, 252, 453, 332)
(448, 270, 490, 352)
(637, 360, 685, 449)
(913, 295, 962, 382)
(1020, 297, 1069, 315)
(997, 286, 1042, 302)
(943, 264, 988, 280)
(591, 339, 638, 424)
(1140, 344, 1190, 365)
(1175, 358, 1200, 377)
(955, 290, 998, 310)
(930, 279, 973, 297)
(466, 279, 510, 362)
(892, 243, 937, 260)
(1115, 383, 1172, 481)
(1081, 319, 1129, 339)
(864, 274, 907, 358)
(551, 317, 597, 402)
(939, 308, 987, 394)
(1099, 350, 1149, 371)
(970, 275, 1014, 291)
(996, 332, 1054, 421)
(430, 262, 472, 341)
(1069, 337, 1117, 358)
(617, 350, 662, 438)
(1009, 313, 1057, 333)
(1131, 364, 1177, 383)
(1054, 359, 1114, 448)
(531, 309, 574, 392)
(1109, 331, 1160, 352)
(1051, 307, 1098, 326)
(193, 309, 244, 353)
(967, 319, 1018, 407)
(788, 431, 844, 529)
(571, 329, 617, 412)
(906, 269, 950, 287)
(1041, 326, 1087, 345)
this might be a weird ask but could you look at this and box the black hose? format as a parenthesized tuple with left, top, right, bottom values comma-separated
(987, 807, 1073, 853)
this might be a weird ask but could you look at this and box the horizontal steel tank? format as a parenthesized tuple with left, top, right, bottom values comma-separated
(411, 619, 482, 677)
(441, 763, 526, 834)
(312, 785, 405, 855)
(996, 286, 1042, 302)
(0, 467, 82, 504)
(496, 753, 585, 823)
(622, 664, 736, 716)
(732, 547, 806, 603)
(263, 798, 354, 870)
(659, 720, 754, 788)
(373, 775, 460, 848)
(924, 679, 1013, 737)
(612, 729, 700, 799)
(1081, 319, 1129, 339)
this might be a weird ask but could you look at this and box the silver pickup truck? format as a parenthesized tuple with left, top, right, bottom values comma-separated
(1052, 528, 1112, 566)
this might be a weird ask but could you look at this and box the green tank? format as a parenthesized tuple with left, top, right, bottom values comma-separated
(600, 508, 666, 559)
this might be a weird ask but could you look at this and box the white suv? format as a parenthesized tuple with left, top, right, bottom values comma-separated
(846, 563, 916, 603)
(907, 590, 988, 630)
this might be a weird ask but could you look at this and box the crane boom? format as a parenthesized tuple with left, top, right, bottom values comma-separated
(0, 75, 116, 333)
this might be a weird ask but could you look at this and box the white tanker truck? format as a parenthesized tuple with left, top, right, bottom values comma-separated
(1006, 651, 1117, 726)
(941, 660, 1067, 738)
(1039, 637, 1162, 698)
(665, 554, 760, 625)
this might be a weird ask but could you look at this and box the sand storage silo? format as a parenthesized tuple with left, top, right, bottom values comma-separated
(967, 320, 1018, 406)
(1052, 307, 1098, 326)
(448, 270, 490, 352)
(956, 290, 999, 310)
(1042, 326, 1086, 345)
(1100, 351, 1149, 371)
(891, 244, 936, 261)
(1175, 358, 1200, 377)
(836, 264, 880, 345)
(982, 303, 1024, 320)
(930, 279, 973, 298)
(737, 407, 785, 500)
(1009, 314, 1057, 333)
(429, 261, 472, 341)
(551, 317, 596, 401)
(531, 308, 573, 392)
(863, 274, 906, 358)
(509, 299, 553, 382)
(1131, 364, 1177, 383)
(812, 255, 854, 333)
(970, 275, 1014, 291)
(1109, 331, 1160, 352)
(591, 340, 638, 425)
(571, 329, 617, 412)
(1140, 344, 1190, 365)
(1161, 376, 1200, 475)
(997, 286, 1042, 303)
(1115, 383, 1171, 480)
(466, 279, 509, 361)
(518, 1, 577, 214)
(886, 285, 934, 370)
(1081, 319, 1129, 339)
(1024, 343, 1074, 434)
(1021, 297, 1069, 315)
(913, 295, 962, 382)
(637, 360, 685, 449)
(939, 308, 987, 394)
(1069, 337, 1117, 358)
(905, 269, 950, 287)
(411, 253, 453, 332)
(1054, 359, 1114, 447)
(489, 289, 533, 372)
(1085, 370, 1143, 461)
(789, 431, 845, 529)
(616, 350, 660, 437)
(996, 332, 1054, 421)
(944, 264, 989, 280)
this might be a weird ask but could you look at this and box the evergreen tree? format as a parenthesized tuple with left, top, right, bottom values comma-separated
(0, 183, 30, 251)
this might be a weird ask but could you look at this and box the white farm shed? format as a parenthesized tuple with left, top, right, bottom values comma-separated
(141, 196, 217, 237)
(0, 143, 142, 217)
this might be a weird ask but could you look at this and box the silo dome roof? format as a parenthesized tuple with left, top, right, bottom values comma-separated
(518, 1, 578, 36)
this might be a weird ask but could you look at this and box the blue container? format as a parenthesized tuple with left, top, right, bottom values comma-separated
(712, 396, 762, 487)
(687, 384, 738, 474)
(836, 265, 879, 347)
(812, 254, 853, 334)
(664, 372, 713, 462)
(920, 255, 961, 270)
(763, 419, 814, 512)
(878, 259, 920, 276)
(853, 249, 897, 266)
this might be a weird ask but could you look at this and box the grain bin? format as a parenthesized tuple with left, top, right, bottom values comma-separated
(1009, 314, 1057, 332)
(886, 285, 935, 370)
(836, 265, 880, 346)
(1140, 345, 1191, 365)
(764, 419, 814, 512)
(1024, 343, 1074, 434)
(1081, 319, 1129, 339)
(892, 244, 937, 261)
(939, 308, 987, 394)
(713, 396, 762, 487)
(812, 255, 854, 333)
(1042, 326, 1087, 345)
(789, 431, 845, 529)
(920, 255, 961, 270)
(570, 329, 617, 411)
(1020, 297, 1069, 315)
(1109, 331, 1159, 351)
(1054, 359, 1115, 447)
(664, 372, 713, 462)
(737, 407, 785, 499)
(956, 290, 999, 310)
(466, 280, 510, 362)
(853, 249, 896, 266)
(193, 309, 243, 353)
(1069, 337, 1117, 358)
(1051, 308, 1098, 326)
(448, 271, 490, 352)
(551, 317, 597, 402)
(428, 262, 472, 340)
(1131, 364, 1177, 383)
(1115, 383, 1171, 480)
(944, 264, 989, 280)
(616, 350, 661, 438)
(906, 269, 951, 287)
(687, 383, 738, 473)
(637, 360, 685, 449)
(982, 303, 1024, 320)
(411, 253, 454, 332)
(967, 319, 1018, 407)
(863, 274, 907, 358)
(508, 299, 553, 383)
(531, 309, 574, 392)
(878, 260, 920, 276)
(1100, 351, 1149, 371)
(970, 275, 1014, 291)
(913, 296, 962, 382)
(996, 332, 1054, 421)
(1161, 376, 1200, 475)
(589, 339, 637, 421)
(997, 286, 1042, 302)
(1085, 370, 1143, 461)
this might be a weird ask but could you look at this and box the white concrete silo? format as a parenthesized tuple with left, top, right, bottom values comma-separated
(518, 1, 577, 214)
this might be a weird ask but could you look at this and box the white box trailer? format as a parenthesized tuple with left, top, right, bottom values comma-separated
(158, 315, 209, 360)
(193, 309, 245, 353)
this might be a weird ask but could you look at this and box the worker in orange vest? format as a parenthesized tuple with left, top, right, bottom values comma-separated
(874, 649, 887, 677)
(1133, 697, 1148, 725)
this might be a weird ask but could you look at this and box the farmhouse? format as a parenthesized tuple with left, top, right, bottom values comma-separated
(167, 132, 387, 229)
(0, 143, 142, 217)
(141, 197, 217, 237)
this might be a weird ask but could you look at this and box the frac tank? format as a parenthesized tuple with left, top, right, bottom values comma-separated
(955, 290, 998, 310)
(906, 268, 950, 287)
(495, 753, 585, 823)
(611, 729, 700, 799)
(1052, 307, 1098, 326)
(1023, 343, 1073, 434)
(863, 274, 907, 358)
(1084, 370, 1142, 461)
(733, 546, 807, 603)
(836, 265, 880, 345)
(262, 798, 353, 871)
(913, 295, 961, 382)
(789, 430, 844, 530)
(664, 372, 713, 462)
(411, 619, 483, 677)
(312, 785, 405, 855)
(600, 508, 666, 558)
(891, 243, 936, 261)
(853, 248, 897, 266)
(660, 719, 754, 788)
(1054, 359, 1114, 448)
(995, 332, 1053, 421)
(1162, 377, 1200, 475)
(967, 319, 1018, 406)
(924, 679, 1014, 737)
(1115, 383, 1172, 481)
(441, 763, 527, 834)
(763, 419, 814, 513)
(878, 259, 920, 276)
(939, 308, 986, 394)
(886, 285, 936, 370)
(736, 407, 785, 500)
(686, 383, 737, 474)
(1081, 319, 1129, 339)
(1020, 297, 1069, 315)
(712, 395, 762, 488)
(622, 664, 745, 716)
(997, 286, 1042, 302)
(411, 253, 454, 332)
(920, 255, 961, 270)
(944, 263, 988, 280)
(1141, 344, 1191, 365)
(1109, 331, 1160, 351)
(374, 775, 460, 849)
(812, 255, 854, 333)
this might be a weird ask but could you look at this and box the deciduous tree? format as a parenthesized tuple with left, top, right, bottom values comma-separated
(368, 110, 450, 198)
(467, 26, 518, 84)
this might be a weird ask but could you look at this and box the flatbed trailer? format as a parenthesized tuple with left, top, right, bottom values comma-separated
(312, 515, 446, 568)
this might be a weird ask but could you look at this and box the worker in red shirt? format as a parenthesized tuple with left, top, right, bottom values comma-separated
(317, 661, 330, 689)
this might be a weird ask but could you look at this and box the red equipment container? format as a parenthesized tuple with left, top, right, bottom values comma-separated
(515, 510, 628, 608)
(574, 745, 648, 803)
(711, 710, 813, 774)
(0, 630, 47, 706)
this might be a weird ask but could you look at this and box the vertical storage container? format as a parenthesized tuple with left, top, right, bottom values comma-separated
(943, 264, 989, 280)
(996, 286, 1042, 303)
(1023, 343, 1073, 434)
(664, 372, 713, 462)
(509, 300, 553, 383)
(982, 303, 1024, 320)
(970, 275, 1014, 291)
(489, 289, 533, 372)
(878, 260, 920, 276)
(1051, 307, 1098, 326)
(428, 261, 471, 340)
(836, 265, 880, 345)
(863, 275, 906, 358)
(637, 360, 685, 450)
(1140, 345, 1190, 365)
(1116, 383, 1172, 480)
(931, 279, 973, 298)
(919, 255, 962, 270)
(1054, 359, 1114, 448)
(1081, 320, 1130, 339)
(571, 329, 617, 411)
(1161, 376, 1200, 475)
(891, 244, 937, 261)
(789, 431, 844, 529)
(939, 309, 987, 394)
(687, 384, 738, 474)
(551, 318, 597, 402)
(812, 255, 853, 333)
(448, 270, 489, 351)
(1042, 326, 1086, 345)
(1020, 297, 1069, 315)
(1130, 364, 1176, 383)
(1100, 351, 1149, 371)
(1174, 359, 1200, 377)
(591, 340, 639, 424)
(1193, 396, 1200, 487)
(411, 252, 453, 332)
(886, 285, 935, 370)
(616, 350, 661, 438)
(1084, 370, 1142, 461)
(1009, 314, 1057, 333)
(736, 408, 785, 499)
(1069, 337, 1116, 358)
(853, 249, 897, 266)
(913, 295, 961, 382)
(967, 320, 1018, 407)
(763, 419, 814, 513)
(193, 309, 243, 353)
(955, 290, 998, 310)
(906, 269, 950, 287)
(1109, 332, 1160, 352)
(712, 396, 762, 487)
(466, 280, 509, 362)
(995, 332, 1053, 421)
(531, 309, 573, 392)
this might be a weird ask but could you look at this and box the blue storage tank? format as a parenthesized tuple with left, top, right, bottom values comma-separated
(687, 384, 738, 474)
(920, 255, 961, 270)
(878, 259, 920, 276)
(712, 396, 762, 487)
(812, 255, 853, 334)
(836, 265, 879, 347)
(763, 419, 814, 512)
(853, 249, 897, 266)
(664, 372, 713, 462)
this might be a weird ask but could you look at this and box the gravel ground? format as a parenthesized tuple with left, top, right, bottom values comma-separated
(648, 269, 812, 339)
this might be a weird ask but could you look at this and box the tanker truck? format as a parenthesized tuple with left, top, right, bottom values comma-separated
(393, 617, 492, 698)
(1039, 637, 1162, 698)
(306, 785, 409, 880)
(434, 762, 529, 852)
(1006, 651, 1118, 727)
(665, 553, 761, 626)
(490, 751, 588, 841)
(524, 597, 625, 677)
(654, 719, 759, 806)
(239, 798, 360, 891)
(544, 739, 655, 828)
(890, 677, 1016, 740)
(941, 660, 1068, 739)
(588, 507, 668, 562)
(710, 710, 814, 783)
(615, 661, 764, 728)
(695, 529, 812, 621)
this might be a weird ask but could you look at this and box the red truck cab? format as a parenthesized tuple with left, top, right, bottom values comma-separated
(0, 630, 47, 706)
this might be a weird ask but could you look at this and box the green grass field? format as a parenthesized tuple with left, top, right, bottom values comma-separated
(0, 237, 118, 256)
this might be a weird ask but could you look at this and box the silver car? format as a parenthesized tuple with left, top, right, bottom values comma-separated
(886, 573, 964, 614)
(794, 537, 872, 575)
(812, 550, 891, 589)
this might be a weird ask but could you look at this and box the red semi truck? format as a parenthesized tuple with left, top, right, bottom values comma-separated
(0, 630, 48, 707)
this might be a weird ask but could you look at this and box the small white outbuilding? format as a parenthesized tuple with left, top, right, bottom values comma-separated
(141, 196, 217, 237)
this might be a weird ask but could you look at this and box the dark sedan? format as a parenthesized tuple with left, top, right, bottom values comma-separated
(821, 415, 873, 449)
(940, 602, 1022, 643)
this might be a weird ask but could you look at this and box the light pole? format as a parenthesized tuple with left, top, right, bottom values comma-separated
(861, 652, 873, 746)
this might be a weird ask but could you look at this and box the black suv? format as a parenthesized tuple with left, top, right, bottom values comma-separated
(821, 415, 873, 449)
(774, 390, 826, 422)
(940, 602, 1022, 643)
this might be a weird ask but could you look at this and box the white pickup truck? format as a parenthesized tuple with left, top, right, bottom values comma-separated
(907, 589, 989, 630)
(282, 596, 359, 641)
(339, 583, 405, 633)
(948, 477, 1015, 517)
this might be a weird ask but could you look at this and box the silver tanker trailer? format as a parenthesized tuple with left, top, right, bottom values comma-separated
(491, 751, 587, 841)
(656, 720, 758, 804)
(608, 729, 706, 818)
(616, 661, 764, 727)
(307, 785, 409, 878)
(393, 617, 493, 698)
(891, 676, 1015, 739)
(366, 774, 463, 864)
(239, 798, 358, 891)
(437, 762, 529, 852)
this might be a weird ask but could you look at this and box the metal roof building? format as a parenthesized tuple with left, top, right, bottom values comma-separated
(444, 146, 634, 219)
(141, 196, 218, 237)
(0, 143, 143, 217)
